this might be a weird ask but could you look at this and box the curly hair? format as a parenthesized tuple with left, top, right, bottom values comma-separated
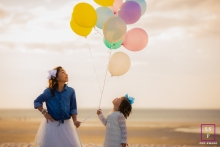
(48, 66, 62, 97)
(119, 96, 132, 119)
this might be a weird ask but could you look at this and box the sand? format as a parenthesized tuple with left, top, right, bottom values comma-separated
(0, 119, 219, 146)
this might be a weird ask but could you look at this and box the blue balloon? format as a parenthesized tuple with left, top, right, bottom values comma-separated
(96, 7, 114, 29)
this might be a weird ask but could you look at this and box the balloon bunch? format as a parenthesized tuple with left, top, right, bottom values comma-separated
(70, 0, 148, 76)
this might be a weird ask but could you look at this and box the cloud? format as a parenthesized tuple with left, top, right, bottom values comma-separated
(0, 41, 16, 50)
(0, 0, 220, 109)
(0, 1, 86, 45)
(0, 40, 88, 52)
(25, 41, 85, 51)
(135, 0, 220, 39)
(0, 0, 220, 52)
(147, 0, 220, 13)
(0, 6, 35, 35)
(0, 7, 9, 18)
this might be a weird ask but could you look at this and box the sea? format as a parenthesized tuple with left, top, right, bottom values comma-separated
(0, 109, 220, 135)
(0, 108, 219, 123)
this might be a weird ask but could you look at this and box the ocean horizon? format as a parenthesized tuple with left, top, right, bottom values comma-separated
(0, 108, 219, 123)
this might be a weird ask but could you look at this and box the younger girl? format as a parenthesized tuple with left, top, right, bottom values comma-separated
(97, 94, 134, 147)
(34, 66, 81, 147)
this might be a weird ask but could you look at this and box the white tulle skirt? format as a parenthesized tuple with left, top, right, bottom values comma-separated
(35, 118, 81, 147)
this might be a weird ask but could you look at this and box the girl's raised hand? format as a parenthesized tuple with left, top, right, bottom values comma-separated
(97, 109, 102, 115)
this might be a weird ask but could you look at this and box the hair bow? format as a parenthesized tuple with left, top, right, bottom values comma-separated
(47, 70, 57, 79)
(125, 94, 135, 105)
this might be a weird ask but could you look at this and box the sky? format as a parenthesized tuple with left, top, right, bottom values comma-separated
(0, 0, 220, 109)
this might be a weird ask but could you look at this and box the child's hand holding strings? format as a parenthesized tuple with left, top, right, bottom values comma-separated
(121, 143, 128, 147)
(97, 109, 102, 115)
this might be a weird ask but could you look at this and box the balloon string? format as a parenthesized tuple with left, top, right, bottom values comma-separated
(81, 110, 96, 123)
(106, 76, 112, 84)
(80, 77, 112, 123)
(76, 128, 83, 147)
(75, 39, 113, 146)
(85, 37, 102, 93)
(93, 27, 113, 55)
(80, 38, 113, 122)
(98, 49, 113, 109)
(75, 42, 113, 147)
(76, 110, 97, 147)
(77, 51, 113, 123)
(94, 27, 104, 37)
(78, 38, 112, 122)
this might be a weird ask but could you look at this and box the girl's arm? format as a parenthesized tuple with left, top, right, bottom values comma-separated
(72, 114, 80, 128)
(118, 113, 128, 145)
(34, 89, 49, 109)
(97, 109, 107, 126)
(34, 89, 54, 123)
(70, 88, 80, 128)
(70, 88, 77, 115)
(37, 106, 55, 122)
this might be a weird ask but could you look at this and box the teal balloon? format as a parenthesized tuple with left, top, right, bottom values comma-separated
(96, 7, 114, 29)
(104, 38, 123, 49)
(126, 0, 147, 15)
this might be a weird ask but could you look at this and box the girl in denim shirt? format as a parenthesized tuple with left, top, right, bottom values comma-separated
(34, 66, 81, 147)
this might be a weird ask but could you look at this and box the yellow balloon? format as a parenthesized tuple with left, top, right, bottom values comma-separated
(108, 52, 131, 76)
(94, 0, 114, 6)
(70, 19, 92, 37)
(72, 2, 97, 28)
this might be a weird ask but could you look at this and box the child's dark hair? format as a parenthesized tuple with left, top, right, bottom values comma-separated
(48, 66, 62, 97)
(119, 97, 132, 119)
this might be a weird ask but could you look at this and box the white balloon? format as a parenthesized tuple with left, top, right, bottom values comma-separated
(108, 52, 131, 76)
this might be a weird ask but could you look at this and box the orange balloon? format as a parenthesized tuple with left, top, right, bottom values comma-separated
(123, 28, 148, 51)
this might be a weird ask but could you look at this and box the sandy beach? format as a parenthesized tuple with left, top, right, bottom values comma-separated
(0, 143, 219, 147)
(0, 119, 219, 146)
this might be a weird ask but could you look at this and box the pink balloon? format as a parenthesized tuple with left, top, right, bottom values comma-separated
(108, 0, 123, 14)
(118, 1, 141, 24)
(123, 28, 148, 51)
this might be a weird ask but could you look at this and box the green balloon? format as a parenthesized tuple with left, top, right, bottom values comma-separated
(103, 38, 123, 49)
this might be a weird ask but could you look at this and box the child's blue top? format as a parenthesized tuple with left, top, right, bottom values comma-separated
(34, 84, 77, 124)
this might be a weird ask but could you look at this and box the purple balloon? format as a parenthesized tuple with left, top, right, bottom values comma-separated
(118, 1, 141, 24)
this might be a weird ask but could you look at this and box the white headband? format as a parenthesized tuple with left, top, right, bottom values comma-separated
(47, 70, 57, 79)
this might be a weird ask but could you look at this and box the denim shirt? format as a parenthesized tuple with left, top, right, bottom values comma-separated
(34, 84, 77, 124)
